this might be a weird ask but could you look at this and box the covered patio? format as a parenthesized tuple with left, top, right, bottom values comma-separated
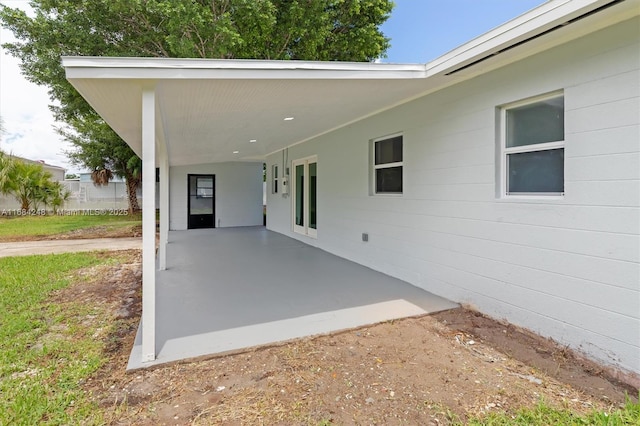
(128, 227, 457, 369)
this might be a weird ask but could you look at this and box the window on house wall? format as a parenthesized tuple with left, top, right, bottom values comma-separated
(372, 134, 403, 194)
(272, 164, 279, 194)
(502, 93, 564, 196)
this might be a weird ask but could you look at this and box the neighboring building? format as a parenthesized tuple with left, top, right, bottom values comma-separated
(0, 156, 67, 210)
(62, 0, 640, 383)
(10, 155, 66, 182)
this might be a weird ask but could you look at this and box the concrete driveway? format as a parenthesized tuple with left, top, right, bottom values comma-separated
(0, 237, 141, 257)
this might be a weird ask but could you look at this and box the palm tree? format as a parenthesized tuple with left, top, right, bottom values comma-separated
(91, 168, 113, 186)
(1, 154, 71, 213)
(46, 181, 71, 213)
(7, 161, 53, 210)
(0, 150, 15, 196)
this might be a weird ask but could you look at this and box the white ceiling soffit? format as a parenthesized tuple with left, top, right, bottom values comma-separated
(66, 70, 434, 165)
(62, 0, 639, 166)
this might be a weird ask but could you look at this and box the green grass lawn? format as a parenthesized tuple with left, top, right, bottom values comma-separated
(463, 398, 640, 425)
(0, 212, 141, 240)
(0, 252, 120, 425)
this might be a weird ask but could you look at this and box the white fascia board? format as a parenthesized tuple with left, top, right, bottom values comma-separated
(61, 57, 427, 80)
(425, 0, 629, 76)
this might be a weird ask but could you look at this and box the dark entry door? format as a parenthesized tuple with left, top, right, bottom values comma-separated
(188, 174, 215, 229)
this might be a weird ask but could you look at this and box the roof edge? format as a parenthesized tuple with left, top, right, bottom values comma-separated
(61, 57, 428, 79)
(9, 155, 66, 171)
(427, 0, 637, 76)
(62, 0, 638, 81)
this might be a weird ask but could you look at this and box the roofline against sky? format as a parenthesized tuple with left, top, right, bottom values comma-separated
(9, 154, 66, 171)
(62, 0, 637, 81)
(427, 0, 582, 71)
(61, 57, 427, 71)
(427, 0, 632, 74)
(61, 57, 428, 80)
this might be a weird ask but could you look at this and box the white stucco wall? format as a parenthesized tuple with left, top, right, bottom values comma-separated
(266, 17, 640, 376)
(170, 162, 263, 230)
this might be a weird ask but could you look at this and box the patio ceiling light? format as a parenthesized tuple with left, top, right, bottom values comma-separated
(283, 117, 294, 121)
(249, 139, 257, 143)
(233, 150, 239, 154)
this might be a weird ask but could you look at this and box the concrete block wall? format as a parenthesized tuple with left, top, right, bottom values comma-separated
(266, 17, 640, 377)
(169, 162, 263, 230)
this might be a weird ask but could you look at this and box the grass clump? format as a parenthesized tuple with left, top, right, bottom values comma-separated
(0, 252, 116, 425)
(463, 397, 640, 425)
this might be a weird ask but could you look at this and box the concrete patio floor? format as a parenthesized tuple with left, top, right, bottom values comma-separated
(128, 227, 457, 369)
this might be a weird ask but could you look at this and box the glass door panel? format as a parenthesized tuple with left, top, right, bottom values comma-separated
(295, 164, 304, 227)
(190, 177, 213, 215)
(188, 174, 215, 229)
(292, 157, 317, 238)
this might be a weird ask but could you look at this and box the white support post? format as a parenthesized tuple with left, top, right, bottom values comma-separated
(141, 86, 157, 363)
(159, 148, 169, 271)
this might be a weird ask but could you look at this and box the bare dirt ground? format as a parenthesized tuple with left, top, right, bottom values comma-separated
(56, 249, 637, 425)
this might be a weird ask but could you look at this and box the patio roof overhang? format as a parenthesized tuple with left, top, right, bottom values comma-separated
(61, 0, 637, 167)
(60, 0, 638, 365)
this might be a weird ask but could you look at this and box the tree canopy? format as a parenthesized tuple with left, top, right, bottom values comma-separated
(0, 0, 393, 211)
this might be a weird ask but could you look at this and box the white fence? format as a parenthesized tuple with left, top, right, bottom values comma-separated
(0, 181, 143, 212)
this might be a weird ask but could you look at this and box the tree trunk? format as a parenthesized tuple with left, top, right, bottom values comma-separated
(20, 196, 30, 210)
(125, 174, 141, 213)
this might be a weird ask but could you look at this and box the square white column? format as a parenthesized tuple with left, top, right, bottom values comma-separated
(141, 86, 157, 362)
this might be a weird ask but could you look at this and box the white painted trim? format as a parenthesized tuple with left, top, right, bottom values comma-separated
(159, 149, 169, 271)
(62, 57, 427, 80)
(141, 86, 157, 363)
(371, 133, 404, 196)
(292, 155, 318, 239)
(62, 56, 425, 73)
(426, 0, 634, 75)
(61, 56, 427, 71)
(499, 91, 566, 199)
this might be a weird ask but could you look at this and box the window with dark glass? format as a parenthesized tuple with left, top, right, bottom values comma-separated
(373, 135, 403, 194)
(504, 94, 564, 195)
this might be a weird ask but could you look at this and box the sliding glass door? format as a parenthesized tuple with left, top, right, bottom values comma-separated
(292, 156, 317, 238)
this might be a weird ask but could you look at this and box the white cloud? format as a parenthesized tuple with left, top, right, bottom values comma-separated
(0, 0, 82, 173)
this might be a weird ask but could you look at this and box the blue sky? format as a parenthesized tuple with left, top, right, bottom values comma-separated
(1, 0, 547, 172)
(381, 0, 546, 63)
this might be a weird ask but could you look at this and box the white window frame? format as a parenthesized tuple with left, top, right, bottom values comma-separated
(371, 133, 403, 196)
(500, 92, 565, 199)
(291, 155, 317, 238)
